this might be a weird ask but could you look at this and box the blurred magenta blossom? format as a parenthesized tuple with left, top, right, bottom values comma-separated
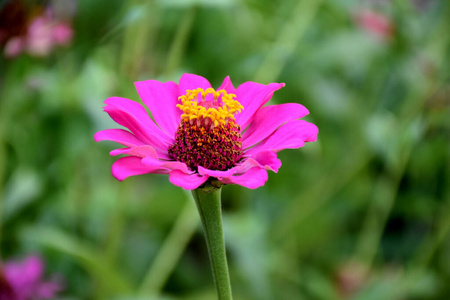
(0, 0, 74, 58)
(0, 256, 63, 300)
(354, 9, 393, 41)
(95, 74, 318, 190)
(335, 261, 368, 297)
(5, 11, 73, 58)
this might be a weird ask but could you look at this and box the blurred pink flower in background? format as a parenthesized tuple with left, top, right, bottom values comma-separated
(23, 13, 73, 57)
(0, 0, 75, 58)
(354, 9, 394, 41)
(3, 37, 25, 58)
(335, 261, 368, 297)
(0, 256, 63, 300)
(5, 13, 73, 58)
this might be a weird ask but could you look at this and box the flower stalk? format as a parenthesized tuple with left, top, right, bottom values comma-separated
(192, 180, 232, 300)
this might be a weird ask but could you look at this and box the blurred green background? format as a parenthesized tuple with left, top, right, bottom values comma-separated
(1, 0, 449, 299)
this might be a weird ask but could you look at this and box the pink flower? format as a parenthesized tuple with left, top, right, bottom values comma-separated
(1, 3, 74, 58)
(25, 16, 56, 57)
(52, 23, 73, 45)
(1, 256, 63, 300)
(23, 15, 73, 57)
(95, 74, 318, 190)
(3, 36, 25, 57)
(335, 261, 368, 297)
(354, 9, 394, 41)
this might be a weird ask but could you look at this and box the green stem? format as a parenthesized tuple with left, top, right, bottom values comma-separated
(192, 183, 232, 300)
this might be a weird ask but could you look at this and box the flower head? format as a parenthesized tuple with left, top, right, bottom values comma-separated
(169, 87, 244, 171)
(0, 256, 63, 300)
(95, 74, 318, 190)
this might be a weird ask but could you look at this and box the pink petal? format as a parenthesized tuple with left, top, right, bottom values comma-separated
(110, 145, 191, 181)
(122, 145, 158, 158)
(111, 157, 169, 181)
(94, 129, 145, 147)
(178, 73, 212, 95)
(109, 145, 171, 161)
(217, 76, 236, 94)
(234, 82, 285, 130)
(242, 103, 309, 148)
(241, 150, 282, 173)
(169, 170, 209, 190)
(221, 167, 268, 189)
(245, 120, 318, 155)
(135, 80, 181, 136)
(197, 150, 281, 179)
(103, 97, 172, 153)
(110, 148, 131, 156)
(142, 156, 191, 174)
(197, 166, 236, 179)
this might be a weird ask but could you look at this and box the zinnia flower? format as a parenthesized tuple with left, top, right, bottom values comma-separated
(0, 256, 63, 300)
(95, 74, 318, 190)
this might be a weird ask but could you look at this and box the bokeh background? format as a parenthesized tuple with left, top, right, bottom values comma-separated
(1, 0, 449, 299)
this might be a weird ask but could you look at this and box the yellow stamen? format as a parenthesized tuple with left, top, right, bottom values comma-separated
(176, 88, 244, 126)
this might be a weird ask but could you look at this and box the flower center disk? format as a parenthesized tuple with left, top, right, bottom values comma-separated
(168, 88, 244, 171)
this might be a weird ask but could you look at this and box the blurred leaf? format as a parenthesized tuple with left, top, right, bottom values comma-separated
(1, 167, 43, 222)
(365, 113, 425, 170)
(224, 212, 272, 300)
(302, 268, 340, 300)
(354, 268, 440, 300)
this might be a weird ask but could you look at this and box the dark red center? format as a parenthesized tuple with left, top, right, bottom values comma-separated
(168, 119, 243, 171)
